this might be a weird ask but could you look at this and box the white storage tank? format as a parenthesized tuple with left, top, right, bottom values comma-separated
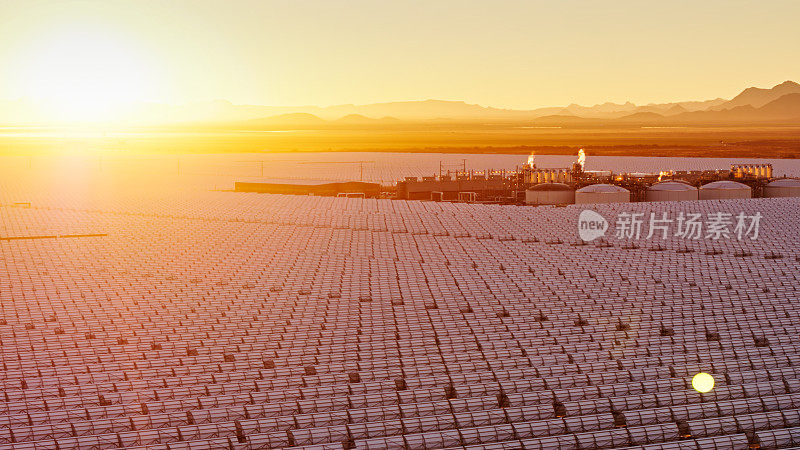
(645, 181, 698, 202)
(575, 184, 630, 204)
(763, 178, 800, 198)
(525, 183, 575, 205)
(699, 180, 752, 200)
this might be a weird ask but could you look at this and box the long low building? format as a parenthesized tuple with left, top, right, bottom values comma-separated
(235, 180, 381, 197)
(396, 177, 510, 200)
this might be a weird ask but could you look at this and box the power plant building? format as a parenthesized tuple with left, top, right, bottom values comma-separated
(575, 184, 630, 204)
(763, 178, 800, 198)
(699, 180, 752, 200)
(524, 183, 575, 205)
(645, 181, 699, 202)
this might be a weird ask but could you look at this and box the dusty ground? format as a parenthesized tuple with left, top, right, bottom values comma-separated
(0, 124, 798, 158)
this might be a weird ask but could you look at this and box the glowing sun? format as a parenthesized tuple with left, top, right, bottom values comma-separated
(17, 27, 156, 122)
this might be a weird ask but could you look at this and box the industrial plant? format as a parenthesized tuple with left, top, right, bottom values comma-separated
(394, 150, 795, 205)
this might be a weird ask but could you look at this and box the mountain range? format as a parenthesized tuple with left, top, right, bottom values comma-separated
(205, 80, 800, 127)
(1, 81, 798, 126)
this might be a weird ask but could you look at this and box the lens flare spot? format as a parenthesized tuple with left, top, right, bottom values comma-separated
(692, 372, 715, 393)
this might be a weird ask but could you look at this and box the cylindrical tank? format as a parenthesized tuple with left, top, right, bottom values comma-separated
(575, 184, 630, 204)
(645, 181, 699, 202)
(699, 180, 752, 200)
(525, 183, 575, 205)
(763, 178, 800, 198)
(766, 165, 773, 178)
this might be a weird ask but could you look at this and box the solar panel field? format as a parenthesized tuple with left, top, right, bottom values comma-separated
(1, 158, 800, 449)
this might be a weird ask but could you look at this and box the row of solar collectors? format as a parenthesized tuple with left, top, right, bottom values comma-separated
(1, 298, 797, 355)
(1, 273, 788, 308)
(2, 194, 798, 248)
(1, 213, 788, 286)
(0, 269, 795, 302)
(1, 302, 795, 363)
(0, 355, 794, 394)
(2, 323, 796, 378)
(1, 358, 794, 418)
(4, 293, 793, 324)
(2, 318, 797, 374)
(0, 242, 795, 296)
(2, 248, 791, 294)
(0, 252, 795, 303)
(2, 327, 795, 368)
(2, 295, 795, 330)
(2, 359, 799, 425)
(7, 241, 790, 276)
(1, 329, 797, 376)
(0, 373, 796, 421)
(1, 283, 795, 326)
(0, 268, 792, 301)
(142, 199, 794, 250)
(0, 362, 696, 404)
(0, 369, 797, 420)
(7, 298, 786, 333)
(3, 342, 791, 426)
(0, 187, 793, 222)
(1, 330, 784, 376)
(2, 308, 796, 348)
(3, 397, 800, 448)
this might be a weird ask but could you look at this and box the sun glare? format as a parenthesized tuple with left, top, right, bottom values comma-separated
(691, 372, 715, 393)
(17, 27, 155, 123)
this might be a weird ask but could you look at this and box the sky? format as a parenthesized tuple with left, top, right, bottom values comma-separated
(0, 0, 798, 115)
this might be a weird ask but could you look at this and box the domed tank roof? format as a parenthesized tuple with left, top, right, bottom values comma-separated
(701, 180, 750, 190)
(767, 178, 800, 187)
(530, 183, 573, 191)
(576, 183, 629, 193)
(648, 181, 697, 191)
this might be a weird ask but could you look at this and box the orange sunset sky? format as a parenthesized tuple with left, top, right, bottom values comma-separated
(0, 0, 798, 123)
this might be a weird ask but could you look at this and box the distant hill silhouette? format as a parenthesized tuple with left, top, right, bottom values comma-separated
(163, 80, 800, 127)
(334, 114, 401, 124)
(563, 101, 637, 118)
(662, 92, 799, 124)
(757, 93, 800, 119)
(712, 81, 800, 110)
(530, 89, 800, 126)
(243, 113, 326, 126)
(665, 104, 688, 115)
(0, 80, 796, 126)
(616, 112, 666, 122)
(531, 114, 595, 125)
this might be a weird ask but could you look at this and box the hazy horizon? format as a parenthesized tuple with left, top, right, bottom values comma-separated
(2, 0, 800, 124)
